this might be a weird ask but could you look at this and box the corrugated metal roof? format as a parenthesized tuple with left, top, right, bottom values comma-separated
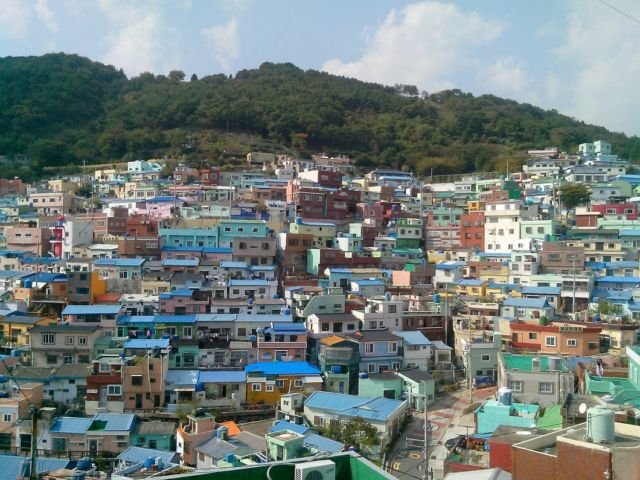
(303, 433, 344, 453)
(270, 420, 310, 435)
(50, 416, 93, 434)
(501, 297, 549, 309)
(92, 413, 137, 431)
(393, 330, 431, 345)
(228, 279, 270, 286)
(118, 446, 178, 465)
(0, 456, 72, 479)
(198, 370, 246, 383)
(304, 391, 406, 422)
(62, 304, 122, 315)
(245, 361, 321, 376)
(94, 258, 145, 267)
(165, 369, 199, 386)
(162, 258, 200, 267)
(124, 338, 170, 349)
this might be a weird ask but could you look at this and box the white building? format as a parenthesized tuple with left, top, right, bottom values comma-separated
(484, 200, 538, 253)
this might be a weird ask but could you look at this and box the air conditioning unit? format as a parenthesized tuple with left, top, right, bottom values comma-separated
(294, 460, 336, 480)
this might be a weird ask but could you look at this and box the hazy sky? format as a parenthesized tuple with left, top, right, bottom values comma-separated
(1, 0, 640, 136)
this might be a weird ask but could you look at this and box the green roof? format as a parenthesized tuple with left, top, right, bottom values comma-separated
(502, 354, 569, 373)
(164, 452, 394, 480)
(536, 404, 563, 430)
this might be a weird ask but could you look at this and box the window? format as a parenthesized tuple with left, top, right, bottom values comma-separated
(275, 379, 285, 389)
(365, 343, 374, 354)
(388, 342, 397, 353)
(545, 336, 556, 347)
(107, 385, 122, 396)
(266, 384, 274, 392)
(508, 380, 523, 392)
(132, 375, 143, 386)
(567, 339, 577, 347)
(294, 379, 304, 388)
(65, 336, 74, 345)
(42, 333, 55, 345)
(389, 305, 397, 313)
(368, 364, 376, 373)
(481, 354, 490, 361)
(46, 354, 58, 365)
(528, 332, 537, 340)
(3, 414, 11, 422)
(63, 354, 74, 364)
(237, 328, 246, 337)
(539, 382, 554, 394)
(78, 337, 87, 345)
(183, 327, 192, 338)
(251, 383, 262, 392)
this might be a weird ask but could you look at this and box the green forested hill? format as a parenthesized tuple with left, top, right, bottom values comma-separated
(1, 53, 639, 179)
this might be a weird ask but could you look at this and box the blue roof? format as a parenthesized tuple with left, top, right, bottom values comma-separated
(125, 338, 170, 349)
(304, 391, 405, 421)
(619, 230, 640, 237)
(521, 286, 561, 296)
(94, 258, 145, 267)
(502, 297, 549, 309)
(270, 420, 310, 435)
(23, 272, 66, 283)
(203, 247, 233, 254)
(62, 304, 122, 315)
(161, 246, 205, 252)
(93, 412, 137, 431)
(159, 289, 196, 298)
(269, 323, 307, 334)
(298, 220, 336, 227)
(245, 361, 321, 376)
(303, 433, 344, 453)
(597, 276, 640, 283)
(20, 256, 60, 264)
(393, 330, 431, 346)
(50, 416, 93, 434)
(197, 370, 246, 383)
(435, 261, 464, 271)
(162, 258, 199, 267)
(118, 446, 178, 465)
(0, 455, 72, 479)
(457, 279, 486, 286)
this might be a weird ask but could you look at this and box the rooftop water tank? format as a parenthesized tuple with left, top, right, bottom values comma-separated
(224, 453, 236, 463)
(143, 457, 155, 468)
(497, 387, 512, 406)
(433, 293, 441, 304)
(359, 372, 368, 379)
(216, 426, 228, 440)
(76, 458, 92, 471)
(587, 406, 615, 443)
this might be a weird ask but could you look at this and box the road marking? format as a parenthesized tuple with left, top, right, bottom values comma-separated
(393, 462, 401, 470)
(409, 453, 421, 459)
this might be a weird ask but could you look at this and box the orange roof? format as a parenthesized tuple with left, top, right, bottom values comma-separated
(219, 421, 241, 437)
(320, 335, 347, 346)
(95, 293, 122, 303)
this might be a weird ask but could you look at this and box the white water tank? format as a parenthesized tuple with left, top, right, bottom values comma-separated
(587, 406, 615, 443)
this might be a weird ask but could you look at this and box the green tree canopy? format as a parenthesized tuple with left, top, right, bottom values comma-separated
(559, 183, 591, 210)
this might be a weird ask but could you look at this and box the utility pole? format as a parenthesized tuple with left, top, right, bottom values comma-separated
(29, 406, 37, 480)
(423, 380, 430, 480)
(572, 254, 577, 320)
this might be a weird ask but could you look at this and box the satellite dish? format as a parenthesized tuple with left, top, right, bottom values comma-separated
(578, 403, 588, 414)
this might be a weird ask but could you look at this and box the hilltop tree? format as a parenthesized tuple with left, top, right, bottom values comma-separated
(559, 183, 591, 210)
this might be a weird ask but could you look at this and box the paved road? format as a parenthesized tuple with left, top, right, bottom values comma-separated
(387, 387, 496, 480)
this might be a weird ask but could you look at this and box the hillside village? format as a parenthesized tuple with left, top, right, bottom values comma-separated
(0, 140, 640, 479)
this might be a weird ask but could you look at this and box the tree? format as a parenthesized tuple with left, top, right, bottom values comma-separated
(190, 73, 198, 82)
(323, 417, 379, 452)
(559, 183, 590, 210)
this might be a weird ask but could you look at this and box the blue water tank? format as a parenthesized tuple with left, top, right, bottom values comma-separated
(0, 375, 7, 383)
(332, 365, 342, 374)
(359, 372, 368, 379)
(0, 392, 9, 398)
(498, 387, 512, 406)
(216, 426, 228, 440)
(24, 280, 32, 288)
(143, 457, 155, 468)
(10, 350, 19, 358)
(76, 458, 92, 470)
(224, 453, 235, 463)
(433, 293, 441, 304)
(250, 335, 257, 342)
(295, 216, 303, 225)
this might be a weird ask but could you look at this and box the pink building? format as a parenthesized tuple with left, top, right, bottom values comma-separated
(158, 289, 211, 315)
(256, 323, 307, 362)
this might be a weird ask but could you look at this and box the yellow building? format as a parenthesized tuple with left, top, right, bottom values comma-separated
(456, 279, 488, 298)
(0, 315, 54, 348)
(245, 362, 323, 405)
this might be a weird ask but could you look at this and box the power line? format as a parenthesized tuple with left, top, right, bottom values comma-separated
(599, 0, 640, 24)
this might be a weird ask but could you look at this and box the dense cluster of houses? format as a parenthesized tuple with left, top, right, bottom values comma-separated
(1, 142, 640, 478)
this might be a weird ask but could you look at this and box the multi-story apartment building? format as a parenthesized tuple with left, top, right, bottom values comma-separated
(29, 324, 101, 367)
(484, 200, 538, 253)
(459, 212, 485, 250)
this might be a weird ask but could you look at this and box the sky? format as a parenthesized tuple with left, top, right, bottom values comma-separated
(1, 0, 640, 136)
